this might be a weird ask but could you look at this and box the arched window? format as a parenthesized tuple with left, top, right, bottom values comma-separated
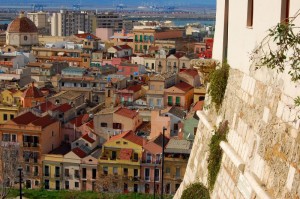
(24, 36, 28, 41)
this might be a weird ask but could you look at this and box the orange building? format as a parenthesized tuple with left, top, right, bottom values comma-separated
(0, 111, 61, 189)
(21, 83, 45, 108)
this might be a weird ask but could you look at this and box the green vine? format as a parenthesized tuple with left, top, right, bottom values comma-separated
(251, 10, 300, 107)
(207, 120, 228, 191)
(208, 62, 230, 111)
(181, 182, 210, 199)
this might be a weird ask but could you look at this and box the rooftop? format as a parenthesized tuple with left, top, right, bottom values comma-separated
(165, 139, 193, 154)
(115, 107, 138, 119)
(179, 69, 199, 78)
(51, 103, 72, 112)
(108, 131, 145, 146)
(168, 106, 186, 119)
(174, 82, 194, 92)
(82, 133, 95, 144)
(149, 72, 176, 81)
(72, 147, 87, 158)
(12, 111, 39, 125)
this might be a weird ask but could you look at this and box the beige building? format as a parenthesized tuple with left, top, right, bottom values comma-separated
(27, 11, 50, 35)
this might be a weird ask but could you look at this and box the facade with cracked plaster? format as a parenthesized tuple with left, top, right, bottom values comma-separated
(174, 0, 300, 198)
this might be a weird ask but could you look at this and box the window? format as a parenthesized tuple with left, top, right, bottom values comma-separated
(82, 168, 86, 179)
(182, 63, 186, 68)
(44, 165, 49, 176)
(24, 36, 28, 41)
(175, 97, 180, 106)
(144, 168, 150, 181)
(113, 167, 118, 175)
(55, 166, 60, 177)
(247, 0, 254, 27)
(154, 168, 160, 181)
(134, 169, 138, 177)
(113, 123, 121, 129)
(101, 123, 108, 127)
(3, 114, 7, 121)
(44, 180, 49, 189)
(281, 0, 290, 23)
(123, 168, 128, 176)
(92, 169, 97, 179)
(65, 181, 69, 189)
(107, 89, 111, 97)
(34, 166, 38, 176)
(151, 63, 155, 69)
(2, 134, 10, 141)
(10, 114, 14, 120)
(74, 170, 80, 178)
(65, 169, 69, 177)
(175, 167, 180, 178)
(133, 153, 138, 161)
(103, 166, 108, 175)
(35, 180, 39, 186)
(157, 99, 162, 107)
(168, 96, 173, 106)
(11, 134, 16, 142)
(75, 182, 79, 188)
(123, 141, 128, 145)
(166, 167, 170, 174)
(52, 131, 54, 137)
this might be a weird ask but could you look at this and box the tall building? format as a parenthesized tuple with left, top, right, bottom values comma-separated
(51, 10, 93, 36)
(27, 11, 50, 35)
(93, 12, 123, 33)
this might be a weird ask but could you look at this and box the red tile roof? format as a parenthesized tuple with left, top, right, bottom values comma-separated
(128, 84, 142, 92)
(35, 101, 56, 113)
(180, 69, 199, 78)
(72, 147, 87, 158)
(70, 114, 89, 127)
(174, 82, 194, 92)
(86, 120, 94, 130)
(193, 101, 204, 111)
(108, 131, 145, 146)
(12, 112, 40, 125)
(52, 103, 72, 112)
(82, 133, 95, 144)
(113, 44, 132, 51)
(119, 148, 133, 160)
(7, 16, 38, 33)
(31, 114, 57, 128)
(74, 33, 98, 39)
(115, 108, 138, 119)
(22, 83, 44, 98)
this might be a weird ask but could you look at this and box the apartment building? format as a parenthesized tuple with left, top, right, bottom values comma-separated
(93, 12, 123, 33)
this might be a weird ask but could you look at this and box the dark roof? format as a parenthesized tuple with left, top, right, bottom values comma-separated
(152, 133, 170, 148)
(49, 144, 71, 155)
(180, 69, 199, 78)
(127, 84, 142, 92)
(31, 115, 57, 128)
(52, 103, 72, 112)
(12, 112, 39, 125)
(168, 106, 186, 119)
(82, 133, 95, 144)
(174, 82, 193, 92)
(112, 44, 132, 51)
(72, 147, 87, 158)
(74, 33, 98, 39)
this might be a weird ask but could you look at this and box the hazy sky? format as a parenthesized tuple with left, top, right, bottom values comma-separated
(7, 0, 216, 6)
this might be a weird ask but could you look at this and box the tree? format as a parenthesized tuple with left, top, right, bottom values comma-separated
(0, 141, 21, 199)
(97, 174, 123, 194)
(181, 182, 210, 199)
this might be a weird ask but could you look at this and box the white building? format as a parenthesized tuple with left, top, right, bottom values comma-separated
(27, 11, 50, 34)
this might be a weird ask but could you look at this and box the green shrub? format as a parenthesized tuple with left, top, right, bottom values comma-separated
(181, 182, 210, 199)
(208, 63, 230, 111)
(207, 120, 228, 191)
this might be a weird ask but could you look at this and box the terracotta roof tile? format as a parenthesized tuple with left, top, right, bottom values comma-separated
(86, 120, 94, 130)
(180, 69, 199, 78)
(108, 131, 145, 146)
(52, 103, 72, 112)
(127, 84, 142, 92)
(72, 147, 87, 158)
(7, 16, 38, 33)
(113, 45, 132, 51)
(82, 133, 95, 144)
(174, 82, 193, 92)
(34, 101, 56, 113)
(119, 148, 133, 160)
(193, 101, 204, 111)
(31, 114, 57, 128)
(12, 112, 39, 125)
(70, 114, 89, 127)
(115, 108, 138, 119)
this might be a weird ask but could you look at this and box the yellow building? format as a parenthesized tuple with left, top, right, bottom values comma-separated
(1, 89, 23, 106)
(193, 86, 206, 103)
(0, 105, 20, 124)
(99, 131, 145, 193)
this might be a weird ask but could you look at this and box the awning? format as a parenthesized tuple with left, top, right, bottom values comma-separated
(57, 52, 65, 56)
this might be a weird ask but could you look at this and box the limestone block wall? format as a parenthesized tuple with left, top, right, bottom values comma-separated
(174, 68, 300, 199)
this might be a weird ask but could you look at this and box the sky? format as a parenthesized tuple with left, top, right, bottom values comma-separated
(3, 0, 216, 7)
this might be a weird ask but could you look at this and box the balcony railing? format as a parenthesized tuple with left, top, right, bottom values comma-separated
(23, 142, 39, 147)
(145, 176, 150, 181)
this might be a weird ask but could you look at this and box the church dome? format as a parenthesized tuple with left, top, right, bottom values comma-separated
(7, 12, 38, 33)
(23, 82, 44, 98)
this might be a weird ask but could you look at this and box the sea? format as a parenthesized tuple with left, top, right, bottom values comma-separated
(0, 19, 215, 26)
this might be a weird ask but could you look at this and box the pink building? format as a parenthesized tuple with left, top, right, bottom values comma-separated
(96, 28, 114, 41)
(117, 63, 146, 77)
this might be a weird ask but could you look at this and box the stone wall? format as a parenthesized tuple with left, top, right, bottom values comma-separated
(174, 68, 300, 199)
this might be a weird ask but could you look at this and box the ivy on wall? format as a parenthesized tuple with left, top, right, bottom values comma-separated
(207, 120, 228, 191)
(181, 182, 210, 199)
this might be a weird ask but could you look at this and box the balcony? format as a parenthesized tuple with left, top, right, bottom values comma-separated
(23, 142, 39, 148)
(74, 174, 80, 179)
(168, 102, 173, 106)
